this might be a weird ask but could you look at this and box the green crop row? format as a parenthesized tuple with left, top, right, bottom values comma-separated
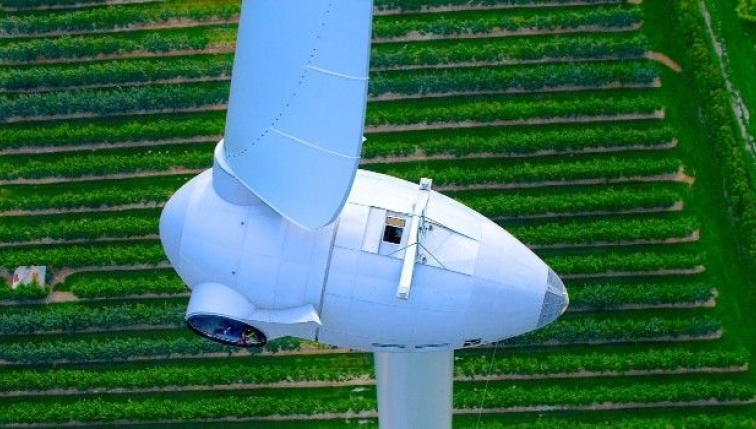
(0, 3, 238, 35)
(544, 250, 705, 275)
(370, 61, 659, 96)
(0, 91, 664, 149)
(0, 301, 185, 334)
(568, 281, 715, 309)
(507, 215, 699, 246)
(457, 346, 747, 377)
(0, 333, 228, 364)
(0, 27, 235, 63)
(464, 415, 756, 429)
(364, 124, 676, 158)
(1, 144, 212, 180)
(0, 0, 143, 9)
(3, 145, 679, 183)
(0, 379, 751, 423)
(0, 81, 229, 121)
(366, 93, 664, 126)
(371, 156, 681, 187)
(0, 176, 188, 212)
(374, 0, 624, 12)
(454, 184, 684, 218)
(0, 330, 304, 364)
(0, 30, 646, 69)
(0, 179, 682, 223)
(0, 0, 618, 12)
(0, 241, 166, 269)
(0, 346, 745, 393)
(1, 86, 663, 127)
(0, 54, 234, 91)
(1, 57, 658, 98)
(0, 113, 225, 149)
(0, 283, 49, 301)
(0, 210, 159, 243)
(372, 34, 649, 69)
(737, 0, 756, 21)
(1, 4, 638, 38)
(64, 270, 187, 298)
(454, 379, 755, 409)
(502, 315, 721, 346)
(373, 6, 642, 39)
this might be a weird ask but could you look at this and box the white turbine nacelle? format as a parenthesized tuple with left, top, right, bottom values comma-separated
(160, 142, 568, 351)
(158, 1, 569, 426)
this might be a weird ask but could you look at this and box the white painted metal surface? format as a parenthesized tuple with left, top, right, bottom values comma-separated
(158, 1, 570, 427)
(221, 0, 374, 230)
(375, 351, 454, 429)
(162, 167, 568, 350)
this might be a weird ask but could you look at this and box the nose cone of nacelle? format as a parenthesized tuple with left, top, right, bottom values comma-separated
(537, 268, 569, 328)
(463, 220, 569, 345)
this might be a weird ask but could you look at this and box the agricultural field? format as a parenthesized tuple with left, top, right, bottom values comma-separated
(0, 0, 756, 427)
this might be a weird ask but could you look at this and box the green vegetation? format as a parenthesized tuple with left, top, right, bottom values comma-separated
(737, 0, 756, 21)
(1, 0, 755, 425)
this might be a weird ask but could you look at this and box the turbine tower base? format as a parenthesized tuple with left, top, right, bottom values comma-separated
(374, 350, 454, 429)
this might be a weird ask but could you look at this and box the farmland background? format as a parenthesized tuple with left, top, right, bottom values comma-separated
(1, 0, 756, 427)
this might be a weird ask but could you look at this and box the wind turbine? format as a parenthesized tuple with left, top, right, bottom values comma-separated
(159, 1, 569, 427)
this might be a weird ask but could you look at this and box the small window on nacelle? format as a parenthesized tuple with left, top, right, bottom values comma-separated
(382, 216, 406, 245)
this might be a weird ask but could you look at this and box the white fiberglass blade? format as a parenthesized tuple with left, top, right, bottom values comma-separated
(222, 0, 374, 230)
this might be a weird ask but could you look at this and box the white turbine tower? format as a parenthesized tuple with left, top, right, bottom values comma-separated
(159, 1, 569, 427)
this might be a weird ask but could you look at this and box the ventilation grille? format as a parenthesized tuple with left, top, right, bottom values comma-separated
(537, 269, 567, 328)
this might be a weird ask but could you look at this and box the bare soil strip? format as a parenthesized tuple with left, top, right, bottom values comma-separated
(562, 266, 707, 280)
(0, 346, 354, 367)
(458, 399, 754, 415)
(0, 324, 181, 337)
(0, 170, 685, 189)
(0, 19, 236, 40)
(570, 295, 718, 312)
(373, 24, 643, 44)
(2, 0, 626, 13)
(3, 399, 750, 427)
(1, 80, 659, 100)
(362, 141, 677, 165)
(0, 101, 663, 126)
(371, 81, 662, 102)
(0, 169, 204, 186)
(496, 331, 722, 349)
(0, 201, 684, 220)
(0, 202, 166, 218)
(0, 137, 219, 156)
(646, 51, 683, 72)
(1, 105, 228, 124)
(529, 230, 700, 250)
(0, 332, 721, 367)
(492, 202, 685, 221)
(0, 0, 162, 12)
(436, 171, 691, 192)
(3, 51, 640, 70)
(0, 19, 637, 41)
(0, 47, 236, 67)
(374, 55, 649, 72)
(3, 139, 675, 160)
(1, 365, 745, 398)
(367, 112, 666, 133)
(0, 76, 231, 95)
(374, 0, 628, 16)
(0, 235, 159, 249)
